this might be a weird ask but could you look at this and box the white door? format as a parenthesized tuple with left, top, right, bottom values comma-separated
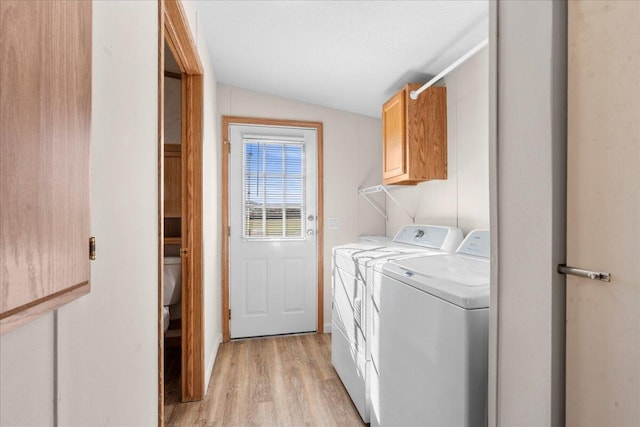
(228, 124, 318, 339)
(566, 1, 640, 425)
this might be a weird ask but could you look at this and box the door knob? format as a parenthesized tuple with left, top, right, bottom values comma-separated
(307, 229, 314, 236)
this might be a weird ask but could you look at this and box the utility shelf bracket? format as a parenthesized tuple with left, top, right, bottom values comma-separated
(358, 185, 415, 223)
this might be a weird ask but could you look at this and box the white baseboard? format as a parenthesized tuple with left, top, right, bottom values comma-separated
(203, 333, 222, 393)
(324, 322, 332, 333)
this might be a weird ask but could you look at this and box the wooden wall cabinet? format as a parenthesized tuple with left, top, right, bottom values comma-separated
(164, 144, 182, 218)
(164, 144, 182, 248)
(382, 83, 447, 185)
(0, 1, 92, 334)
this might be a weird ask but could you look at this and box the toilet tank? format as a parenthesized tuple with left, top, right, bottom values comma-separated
(163, 257, 182, 306)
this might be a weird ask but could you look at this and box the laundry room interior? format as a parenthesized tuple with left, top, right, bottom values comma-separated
(3, 1, 636, 426)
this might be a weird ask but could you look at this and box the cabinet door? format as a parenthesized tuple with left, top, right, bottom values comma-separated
(0, 1, 92, 334)
(382, 90, 406, 181)
(164, 145, 182, 217)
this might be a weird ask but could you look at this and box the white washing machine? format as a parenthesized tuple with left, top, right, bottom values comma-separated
(371, 229, 490, 427)
(332, 225, 463, 422)
(357, 234, 392, 244)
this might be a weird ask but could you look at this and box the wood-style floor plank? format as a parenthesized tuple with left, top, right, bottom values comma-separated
(165, 333, 365, 426)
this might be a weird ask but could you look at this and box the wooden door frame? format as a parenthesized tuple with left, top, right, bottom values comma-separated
(158, 0, 204, 424)
(221, 116, 324, 342)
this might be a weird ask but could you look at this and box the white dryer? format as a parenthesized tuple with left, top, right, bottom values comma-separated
(372, 230, 490, 427)
(331, 225, 463, 422)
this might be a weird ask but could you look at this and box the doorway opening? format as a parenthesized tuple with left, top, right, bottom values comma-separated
(221, 117, 324, 342)
(158, 0, 205, 424)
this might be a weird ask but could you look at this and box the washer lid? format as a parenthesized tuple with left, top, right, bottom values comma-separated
(340, 245, 445, 266)
(358, 234, 392, 244)
(383, 254, 489, 309)
(332, 242, 385, 257)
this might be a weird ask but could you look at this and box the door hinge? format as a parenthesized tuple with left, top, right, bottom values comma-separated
(225, 141, 230, 153)
(228, 225, 231, 237)
(89, 237, 96, 260)
(228, 309, 231, 320)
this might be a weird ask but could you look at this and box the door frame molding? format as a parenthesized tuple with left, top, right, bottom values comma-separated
(158, 0, 204, 424)
(221, 116, 324, 342)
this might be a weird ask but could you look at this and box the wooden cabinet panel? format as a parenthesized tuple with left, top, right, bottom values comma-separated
(0, 1, 92, 334)
(382, 83, 447, 185)
(164, 144, 182, 218)
(382, 90, 406, 180)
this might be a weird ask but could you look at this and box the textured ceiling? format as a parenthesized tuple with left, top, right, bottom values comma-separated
(194, 1, 488, 118)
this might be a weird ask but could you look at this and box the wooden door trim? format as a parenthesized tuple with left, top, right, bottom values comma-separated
(159, 1, 204, 424)
(180, 72, 204, 402)
(157, 3, 165, 426)
(164, 0, 202, 75)
(221, 116, 324, 343)
(157, 0, 165, 427)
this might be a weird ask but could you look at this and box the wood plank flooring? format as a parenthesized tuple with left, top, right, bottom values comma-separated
(164, 333, 365, 426)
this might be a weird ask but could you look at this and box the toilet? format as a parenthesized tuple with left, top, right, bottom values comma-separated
(163, 256, 182, 332)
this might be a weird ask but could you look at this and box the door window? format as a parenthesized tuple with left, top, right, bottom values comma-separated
(242, 140, 305, 239)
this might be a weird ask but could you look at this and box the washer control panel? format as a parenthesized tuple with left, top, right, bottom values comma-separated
(393, 225, 449, 249)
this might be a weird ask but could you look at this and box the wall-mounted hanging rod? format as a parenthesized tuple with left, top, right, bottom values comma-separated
(410, 38, 489, 100)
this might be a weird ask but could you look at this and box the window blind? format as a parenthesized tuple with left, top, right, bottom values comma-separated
(242, 140, 306, 239)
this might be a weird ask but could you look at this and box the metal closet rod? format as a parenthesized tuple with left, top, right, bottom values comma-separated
(410, 38, 489, 100)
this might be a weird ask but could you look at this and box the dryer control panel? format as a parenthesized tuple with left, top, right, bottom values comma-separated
(456, 230, 490, 258)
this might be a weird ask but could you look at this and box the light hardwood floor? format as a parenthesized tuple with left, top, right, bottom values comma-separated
(165, 333, 365, 426)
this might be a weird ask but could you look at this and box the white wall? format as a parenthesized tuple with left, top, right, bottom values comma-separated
(56, 1, 159, 425)
(0, 313, 55, 426)
(165, 76, 181, 144)
(217, 85, 384, 331)
(180, 0, 222, 392)
(386, 47, 489, 236)
(489, 1, 567, 426)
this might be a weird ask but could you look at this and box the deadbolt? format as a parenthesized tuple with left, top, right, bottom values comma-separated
(307, 214, 316, 221)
